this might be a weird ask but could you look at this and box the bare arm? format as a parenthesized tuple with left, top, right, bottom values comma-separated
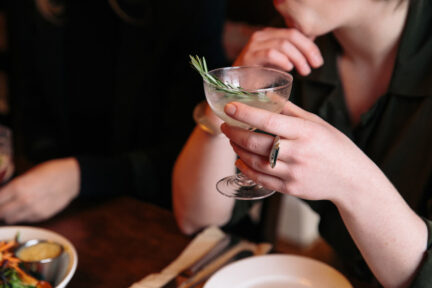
(0, 158, 80, 223)
(222, 101, 427, 287)
(335, 175, 427, 288)
(172, 108, 237, 235)
(173, 26, 321, 235)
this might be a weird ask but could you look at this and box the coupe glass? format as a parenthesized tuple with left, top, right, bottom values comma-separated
(203, 66, 293, 200)
(0, 125, 13, 184)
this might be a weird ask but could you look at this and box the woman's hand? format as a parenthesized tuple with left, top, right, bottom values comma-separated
(0, 157, 80, 224)
(234, 27, 323, 76)
(220, 101, 383, 204)
(221, 101, 429, 287)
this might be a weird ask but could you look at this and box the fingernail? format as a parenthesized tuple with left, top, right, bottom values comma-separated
(220, 123, 227, 133)
(301, 64, 311, 75)
(225, 103, 237, 116)
(311, 53, 324, 67)
(285, 62, 294, 71)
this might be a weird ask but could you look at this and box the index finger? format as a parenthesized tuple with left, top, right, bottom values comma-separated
(253, 28, 323, 67)
(224, 102, 307, 139)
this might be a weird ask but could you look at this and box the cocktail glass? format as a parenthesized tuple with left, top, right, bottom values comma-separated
(203, 66, 293, 200)
(0, 125, 13, 183)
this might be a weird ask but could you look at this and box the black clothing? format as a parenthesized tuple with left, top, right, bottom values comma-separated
(229, 0, 432, 286)
(7, 0, 227, 208)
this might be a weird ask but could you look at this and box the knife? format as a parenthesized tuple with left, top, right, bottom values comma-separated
(181, 234, 235, 277)
(182, 249, 254, 288)
(177, 240, 270, 288)
(161, 234, 234, 288)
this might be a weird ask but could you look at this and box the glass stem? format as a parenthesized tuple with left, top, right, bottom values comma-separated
(234, 173, 256, 187)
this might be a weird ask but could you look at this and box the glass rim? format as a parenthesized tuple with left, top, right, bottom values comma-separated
(205, 65, 293, 93)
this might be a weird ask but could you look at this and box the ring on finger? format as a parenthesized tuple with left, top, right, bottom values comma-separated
(269, 135, 280, 169)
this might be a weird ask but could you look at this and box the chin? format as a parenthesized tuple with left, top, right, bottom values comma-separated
(284, 18, 316, 38)
(284, 18, 326, 39)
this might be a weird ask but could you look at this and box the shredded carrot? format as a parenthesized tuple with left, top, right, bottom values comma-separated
(9, 262, 39, 285)
(0, 241, 16, 252)
(0, 235, 53, 288)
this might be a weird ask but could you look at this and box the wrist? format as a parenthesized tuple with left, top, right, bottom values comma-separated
(61, 157, 81, 199)
(193, 100, 223, 136)
(332, 167, 397, 217)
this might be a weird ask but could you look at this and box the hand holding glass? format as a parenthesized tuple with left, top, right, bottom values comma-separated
(203, 66, 293, 200)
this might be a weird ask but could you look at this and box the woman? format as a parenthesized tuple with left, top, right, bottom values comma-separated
(173, 0, 432, 287)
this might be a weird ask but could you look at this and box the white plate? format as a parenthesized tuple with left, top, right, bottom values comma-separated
(204, 254, 352, 288)
(0, 226, 78, 288)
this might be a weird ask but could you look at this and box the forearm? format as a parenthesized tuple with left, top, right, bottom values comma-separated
(172, 126, 236, 235)
(335, 168, 427, 288)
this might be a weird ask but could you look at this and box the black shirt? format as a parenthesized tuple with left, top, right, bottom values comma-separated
(230, 0, 432, 286)
(7, 0, 227, 208)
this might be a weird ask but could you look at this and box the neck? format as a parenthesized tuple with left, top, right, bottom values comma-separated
(333, 1, 409, 67)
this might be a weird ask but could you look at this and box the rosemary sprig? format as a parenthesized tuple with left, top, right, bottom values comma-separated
(189, 55, 260, 99)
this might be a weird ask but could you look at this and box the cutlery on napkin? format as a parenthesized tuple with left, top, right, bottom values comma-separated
(177, 234, 233, 279)
(129, 226, 272, 288)
(128, 226, 227, 288)
(175, 239, 271, 288)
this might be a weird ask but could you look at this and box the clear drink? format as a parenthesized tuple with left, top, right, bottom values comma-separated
(206, 90, 286, 130)
(203, 66, 293, 200)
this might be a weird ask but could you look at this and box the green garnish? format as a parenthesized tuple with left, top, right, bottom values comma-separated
(189, 55, 262, 99)
(0, 268, 34, 288)
(14, 232, 20, 243)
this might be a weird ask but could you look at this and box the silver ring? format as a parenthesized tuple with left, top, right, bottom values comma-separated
(269, 136, 280, 169)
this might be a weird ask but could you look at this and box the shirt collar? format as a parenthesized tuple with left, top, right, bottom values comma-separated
(389, 0, 432, 97)
(304, 0, 432, 98)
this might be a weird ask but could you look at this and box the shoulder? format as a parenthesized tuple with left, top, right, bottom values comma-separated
(389, 0, 432, 98)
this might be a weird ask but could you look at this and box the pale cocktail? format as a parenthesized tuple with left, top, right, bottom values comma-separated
(203, 66, 293, 200)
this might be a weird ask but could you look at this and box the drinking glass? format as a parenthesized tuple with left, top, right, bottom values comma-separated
(0, 125, 13, 183)
(203, 66, 293, 200)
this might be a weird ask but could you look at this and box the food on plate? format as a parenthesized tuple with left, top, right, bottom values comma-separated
(17, 241, 63, 262)
(0, 235, 53, 288)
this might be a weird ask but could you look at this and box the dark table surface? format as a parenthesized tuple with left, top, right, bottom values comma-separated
(38, 196, 191, 288)
(34, 196, 375, 288)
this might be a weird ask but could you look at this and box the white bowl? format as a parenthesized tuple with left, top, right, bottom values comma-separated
(0, 226, 78, 288)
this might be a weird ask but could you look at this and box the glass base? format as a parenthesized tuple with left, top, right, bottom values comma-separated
(216, 173, 276, 200)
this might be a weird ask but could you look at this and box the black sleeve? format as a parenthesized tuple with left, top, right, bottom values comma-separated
(410, 175, 432, 287)
(76, 151, 168, 207)
(76, 155, 134, 199)
(76, 0, 228, 208)
(8, 0, 228, 210)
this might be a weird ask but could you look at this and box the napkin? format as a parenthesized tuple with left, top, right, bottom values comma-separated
(129, 226, 226, 288)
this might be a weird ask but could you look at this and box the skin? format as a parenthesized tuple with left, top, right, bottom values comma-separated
(0, 158, 80, 224)
(221, 101, 426, 288)
(173, 0, 428, 287)
(173, 107, 237, 233)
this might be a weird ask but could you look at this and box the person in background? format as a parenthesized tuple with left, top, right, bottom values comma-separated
(0, 0, 227, 223)
(172, 0, 432, 287)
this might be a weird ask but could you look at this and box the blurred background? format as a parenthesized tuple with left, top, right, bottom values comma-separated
(0, 0, 323, 257)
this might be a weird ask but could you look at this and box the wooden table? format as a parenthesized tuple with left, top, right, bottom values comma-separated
(38, 196, 191, 288)
(35, 196, 376, 288)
